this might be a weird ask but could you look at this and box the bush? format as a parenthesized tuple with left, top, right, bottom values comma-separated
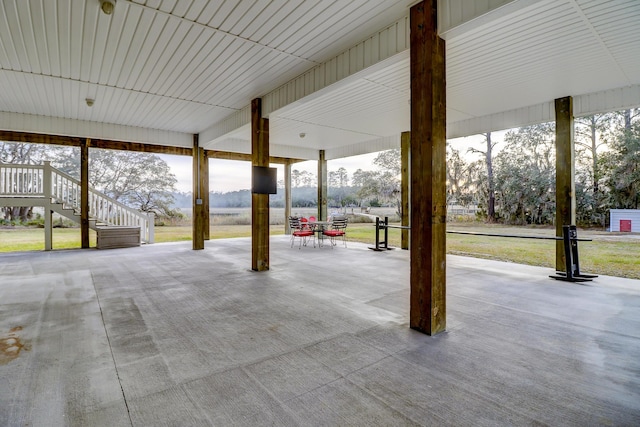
(26, 218, 45, 227)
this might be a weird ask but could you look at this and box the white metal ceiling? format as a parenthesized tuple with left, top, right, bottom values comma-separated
(0, 0, 639, 159)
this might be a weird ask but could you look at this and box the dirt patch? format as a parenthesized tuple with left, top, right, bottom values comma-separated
(0, 326, 31, 365)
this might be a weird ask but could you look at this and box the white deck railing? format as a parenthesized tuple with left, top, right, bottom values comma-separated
(0, 163, 44, 196)
(0, 162, 154, 243)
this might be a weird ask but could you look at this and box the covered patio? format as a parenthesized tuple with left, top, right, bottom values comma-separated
(1, 239, 639, 426)
(2, 1, 640, 424)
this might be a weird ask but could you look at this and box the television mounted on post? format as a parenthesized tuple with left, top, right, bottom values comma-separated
(252, 166, 277, 194)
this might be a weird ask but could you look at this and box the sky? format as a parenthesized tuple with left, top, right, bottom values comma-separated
(160, 152, 380, 193)
(160, 132, 506, 193)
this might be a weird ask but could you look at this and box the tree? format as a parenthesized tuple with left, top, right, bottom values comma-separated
(446, 146, 479, 210)
(51, 148, 179, 218)
(601, 120, 640, 209)
(373, 149, 400, 176)
(328, 167, 349, 208)
(373, 149, 401, 215)
(328, 167, 348, 188)
(352, 168, 381, 205)
(620, 108, 640, 130)
(574, 113, 615, 225)
(291, 169, 315, 187)
(0, 142, 53, 222)
(575, 114, 613, 193)
(89, 150, 178, 216)
(468, 132, 499, 222)
(493, 124, 556, 225)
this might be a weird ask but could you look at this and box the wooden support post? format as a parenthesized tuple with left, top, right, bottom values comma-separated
(202, 155, 210, 240)
(252, 98, 270, 271)
(192, 134, 205, 250)
(409, 0, 447, 335)
(401, 131, 410, 250)
(317, 150, 327, 221)
(81, 139, 90, 248)
(555, 96, 576, 271)
(285, 161, 292, 234)
(43, 161, 52, 251)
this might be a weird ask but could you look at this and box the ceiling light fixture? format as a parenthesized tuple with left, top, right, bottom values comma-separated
(86, 98, 95, 107)
(299, 132, 306, 138)
(100, 0, 116, 15)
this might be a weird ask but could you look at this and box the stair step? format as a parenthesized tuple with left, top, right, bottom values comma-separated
(96, 226, 141, 249)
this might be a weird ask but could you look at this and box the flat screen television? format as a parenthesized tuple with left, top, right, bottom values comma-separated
(252, 166, 277, 194)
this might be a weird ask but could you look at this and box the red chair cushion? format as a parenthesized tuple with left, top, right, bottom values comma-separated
(323, 230, 344, 236)
(293, 230, 313, 237)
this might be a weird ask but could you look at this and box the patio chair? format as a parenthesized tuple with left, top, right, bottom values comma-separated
(322, 216, 347, 247)
(289, 216, 315, 248)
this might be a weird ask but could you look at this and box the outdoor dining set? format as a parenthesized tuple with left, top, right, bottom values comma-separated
(288, 216, 348, 248)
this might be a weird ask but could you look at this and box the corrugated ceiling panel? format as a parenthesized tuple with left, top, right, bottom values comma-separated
(217, 0, 265, 33)
(129, 14, 174, 91)
(165, 31, 227, 98)
(168, 0, 191, 18)
(299, 0, 410, 62)
(115, 9, 157, 87)
(241, 0, 307, 43)
(79, 2, 98, 83)
(447, 2, 579, 79)
(438, 0, 513, 34)
(154, 26, 209, 95)
(278, 1, 366, 55)
(255, 1, 322, 49)
(204, 0, 242, 29)
(227, 0, 275, 36)
(325, 135, 400, 161)
(1, 1, 27, 71)
(1, 0, 638, 150)
(42, 1, 60, 76)
(182, 0, 209, 21)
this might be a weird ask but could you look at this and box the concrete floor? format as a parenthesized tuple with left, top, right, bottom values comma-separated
(1, 237, 639, 426)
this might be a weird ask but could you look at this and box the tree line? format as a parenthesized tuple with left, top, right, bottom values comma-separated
(448, 109, 639, 226)
(2, 108, 638, 227)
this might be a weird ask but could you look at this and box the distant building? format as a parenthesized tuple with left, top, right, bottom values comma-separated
(610, 209, 640, 232)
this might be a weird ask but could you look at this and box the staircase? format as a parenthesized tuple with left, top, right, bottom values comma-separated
(0, 162, 154, 249)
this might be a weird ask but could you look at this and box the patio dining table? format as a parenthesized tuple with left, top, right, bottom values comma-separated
(308, 220, 332, 247)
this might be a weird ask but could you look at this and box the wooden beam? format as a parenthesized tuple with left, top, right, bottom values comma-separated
(192, 134, 206, 250)
(80, 139, 90, 248)
(206, 150, 305, 165)
(409, 0, 447, 336)
(555, 96, 576, 271)
(0, 130, 83, 146)
(317, 150, 328, 221)
(285, 162, 292, 234)
(202, 155, 210, 241)
(251, 98, 270, 271)
(0, 129, 306, 164)
(0, 130, 192, 155)
(88, 139, 192, 156)
(401, 131, 410, 250)
(43, 161, 53, 251)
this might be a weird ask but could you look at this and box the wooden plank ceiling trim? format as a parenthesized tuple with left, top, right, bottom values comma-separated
(0, 129, 305, 164)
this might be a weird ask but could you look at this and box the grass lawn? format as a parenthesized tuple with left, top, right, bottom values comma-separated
(2, 223, 638, 280)
(0, 228, 97, 251)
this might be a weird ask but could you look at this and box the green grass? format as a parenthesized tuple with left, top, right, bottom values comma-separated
(0, 228, 97, 252)
(342, 223, 640, 280)
(0, 225, 285, 250)
(1, 223, 638, 280)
